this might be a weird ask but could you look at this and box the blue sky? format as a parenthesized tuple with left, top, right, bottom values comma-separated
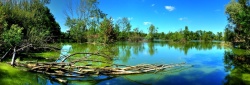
(47, 0, 230, 33)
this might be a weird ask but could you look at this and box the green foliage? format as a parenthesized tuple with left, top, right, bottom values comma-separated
(0, 63, 39, 85)
(183, 26, 190, 41)
(160, 27, 220, 42)
(116, 17, 131, 40)
(27, 27, 49, 44)
(224, 26, 235, 42)
(99, 17, 117, 43)
(130, 27, 144, 42)
(225, 0, 250, 49)
(0, 0, 60, 45)
(2, 24, 23, 47)
(146, 24, 157, 41)
(66, 18, 87, 43)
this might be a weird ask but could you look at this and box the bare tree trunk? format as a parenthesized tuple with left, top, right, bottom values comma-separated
(11, 47, 16, 66)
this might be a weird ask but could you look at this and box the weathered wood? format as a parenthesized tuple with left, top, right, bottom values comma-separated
(16, 44, 33, 52)
(11, 47, 16, 66)
(55, 78, 67, 83)
(16, 61, 189, 78)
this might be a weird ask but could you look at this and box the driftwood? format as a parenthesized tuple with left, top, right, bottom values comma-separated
(11, 47, 16, 66)
(12, 58, 192, 83)
(17, 61, 189, 76)
(12, 52, 192, 83)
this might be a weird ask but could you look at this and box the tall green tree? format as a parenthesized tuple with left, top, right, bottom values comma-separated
(226, 0, 250, 49)
(146, 24, 157, 41)
(0, 0, 60, 45)
(217, 32, 223, 41)
(65, 0, 106, 43)
(116, 17, 131, 40)
(224, 25, 235, 42)
(183, 26, 190, 41)
(99, 17, 117, 43)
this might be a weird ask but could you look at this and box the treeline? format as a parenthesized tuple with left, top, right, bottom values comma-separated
(224, 0, 250, 49)
(62, 17, 147, 43)
(0, 0, 60, 53)
(154, 26, 223, 42)
(61, 0, 223, 43)
(61, 0, 148, 43)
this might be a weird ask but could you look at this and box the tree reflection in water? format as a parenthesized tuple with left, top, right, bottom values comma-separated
(224, 49, 250, 85)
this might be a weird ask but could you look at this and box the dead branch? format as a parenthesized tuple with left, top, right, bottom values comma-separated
(14, 61, 189, 78)
(11, 47, 16, 66)
(0, 48, 11, 61)
(61, 52, 113, 62)
(16, 44, 33, 52)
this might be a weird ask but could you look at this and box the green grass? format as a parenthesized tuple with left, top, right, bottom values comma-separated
(0, 63, 39, 85)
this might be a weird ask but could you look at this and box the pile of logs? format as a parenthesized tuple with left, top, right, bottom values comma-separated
(18, 61, 189, 76)
(14, 61, 191, 83)
(11, 52, 192, 83)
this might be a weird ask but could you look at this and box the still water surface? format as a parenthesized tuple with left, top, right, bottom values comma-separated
(3, 41, 250, 85)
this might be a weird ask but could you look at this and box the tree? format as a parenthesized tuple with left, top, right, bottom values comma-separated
(146, 24, 157, 41)
(1, 25, 23, 47)
(64, 0, 106, 43)
(66, 18, 87, 42)
(224, 25, 235, 42)
(217, 32, 223, 41)
(99, 17, 117, 43)
(130, 27, 143, 42)
(183, 26, 190, 41)
(116, 17, 131, 40)
(225, 0, 250, 49)
(0, 0, 62, 65)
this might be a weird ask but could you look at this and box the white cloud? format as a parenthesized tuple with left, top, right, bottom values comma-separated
(179, 17, 187, 21)
(143, 22, 152, 25)
(151, 4, 155, 7)
(128, 17, 133, 21)
(165, 6, 175, 11)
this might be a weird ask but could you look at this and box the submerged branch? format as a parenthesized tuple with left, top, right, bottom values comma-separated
(61, 52, 113, 62)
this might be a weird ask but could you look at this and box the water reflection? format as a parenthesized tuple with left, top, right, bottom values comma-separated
(17, 41, 250, 85)
(166, 41, 220, 55)
(224, 49, 250, 85)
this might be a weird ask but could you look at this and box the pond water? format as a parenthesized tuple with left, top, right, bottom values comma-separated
(1, 41, 250, 85)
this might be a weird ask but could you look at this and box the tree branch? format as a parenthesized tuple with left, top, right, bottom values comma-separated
(61, 52, 113, 62)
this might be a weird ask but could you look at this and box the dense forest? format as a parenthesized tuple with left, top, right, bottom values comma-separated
(0, 0, 60, 54)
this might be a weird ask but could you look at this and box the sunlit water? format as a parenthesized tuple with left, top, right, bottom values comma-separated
(3, 41, 250, 85)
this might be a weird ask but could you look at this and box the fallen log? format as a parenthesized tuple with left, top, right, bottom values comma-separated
(11, 47, 16, 66)
(15, 61, 189, 77)
(55, 78, 67, 83)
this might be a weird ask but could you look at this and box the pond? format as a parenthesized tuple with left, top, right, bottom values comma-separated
(1, 41, 250, 85)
